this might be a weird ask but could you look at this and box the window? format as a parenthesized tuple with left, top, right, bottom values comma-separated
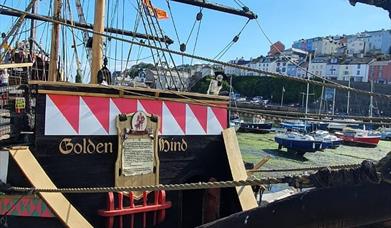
(357, 71, 360, 75)
(344, 71, 349, 75)
(357, 64, 361, 69)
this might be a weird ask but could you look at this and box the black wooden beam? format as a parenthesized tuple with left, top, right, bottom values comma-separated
(170, 0, 257, 19)
(0, 8, 174, 44)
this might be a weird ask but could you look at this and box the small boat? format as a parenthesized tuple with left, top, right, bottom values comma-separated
(229, 118, 243, 132)
(335, 128, 381, 147)
(280, 120, 309, 132)
(238, 115, 272, 133)
(379, 128, 391, 140)
(275, 132, 322, 156)
(310, 130, 342, 149)
(327, 119, 359, 132)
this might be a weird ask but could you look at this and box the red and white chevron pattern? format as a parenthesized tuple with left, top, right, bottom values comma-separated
(44, 94, 227, 136)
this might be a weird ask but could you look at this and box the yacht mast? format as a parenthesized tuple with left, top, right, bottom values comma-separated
(90, 0, 105, 84)
(48, 0, 62, 81)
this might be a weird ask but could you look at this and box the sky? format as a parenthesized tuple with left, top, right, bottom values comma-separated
(0, 0, 390, 78)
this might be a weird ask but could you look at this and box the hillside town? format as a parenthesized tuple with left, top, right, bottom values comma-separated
(225, 29, 391, 84)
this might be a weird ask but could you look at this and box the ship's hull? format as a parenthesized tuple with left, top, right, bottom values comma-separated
(275, 136, 322, 154)
(199, 183, 391, 228)
(1, 82, 244, 228)
(339, 135, 380, 147)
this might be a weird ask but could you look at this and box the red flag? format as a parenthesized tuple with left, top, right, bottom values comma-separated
(142, 0, 168, 20)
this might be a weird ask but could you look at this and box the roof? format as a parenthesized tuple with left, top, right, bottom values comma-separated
(342, 57, 375, 65)
(311, 56, 330, 63)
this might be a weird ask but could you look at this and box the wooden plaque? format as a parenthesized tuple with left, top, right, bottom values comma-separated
(115, 111, 160, 197)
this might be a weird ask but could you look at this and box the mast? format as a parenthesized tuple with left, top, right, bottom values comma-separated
(347, 75, 351, 115)
(48, 0, 62, 81)
(318, 80, 324, 115)
(332, 88, 336, 116)
(369, 79, 373, 117)
(90, 0, 106, 84)
(29, 0, 38, 62)
(305, 53, 312, 116)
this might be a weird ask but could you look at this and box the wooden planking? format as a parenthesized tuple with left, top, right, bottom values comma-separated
(0, 62, 33, 69)
(222, 128, 258, 211)
(8, 147, 92, 228)
(37, 89, 228, 106)
(28, 80, 229, 101)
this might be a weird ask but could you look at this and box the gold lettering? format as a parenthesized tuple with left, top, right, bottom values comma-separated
(59, 138, 73, 154)
(173, 141, 181, 152)
(73, 143, 83, 154)
(58, 138, 113, 155)
(96, 143, 104, 153)
(87, 139, 95, 154)
(105, 142, 113, 153)
(181, 138, 188, 151)
(158, 138, 188, 152)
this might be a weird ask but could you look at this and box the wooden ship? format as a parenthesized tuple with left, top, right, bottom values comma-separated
(0, 0, 391, 228)
(0, 0, 260, 227)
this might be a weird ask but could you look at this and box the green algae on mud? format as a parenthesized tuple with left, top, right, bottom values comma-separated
(237, 132, 391, 178)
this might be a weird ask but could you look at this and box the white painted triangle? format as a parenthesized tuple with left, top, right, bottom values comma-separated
(45, 95, 77, 135)
(162, 102, 184, 135)
(109, 99, 121, 135)
(79, 98, 108, 135)
(207, 107, 223, 135)
(137, 100, 145, 112)
(185, 104, 205, 135)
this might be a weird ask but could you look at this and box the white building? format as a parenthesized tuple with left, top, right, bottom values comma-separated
(325, 57, 341, 80)
(224, 58, 250, 76)
(337, 58, 374, 82)
(347, 38, 365, 55)
(308, 57, 328, 77)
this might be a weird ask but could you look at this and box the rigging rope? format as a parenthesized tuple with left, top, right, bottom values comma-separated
(2, 4, 391, 100)
(137, 0, 167, 89)
(190, 10, 202, 66)
(141, 1, 180, 90)
(214, 19, 250, 60)
(150, 8, 186, 90)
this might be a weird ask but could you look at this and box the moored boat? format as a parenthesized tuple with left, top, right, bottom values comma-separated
(280, 120, 309, 132)
(238, 115, 272, 134)
(310, 130, 342, 149)
(327, 119, 359, 132)
(379, 128, 391, 140)
(274, 131, 322, 156)
(336, 128, 381, 147)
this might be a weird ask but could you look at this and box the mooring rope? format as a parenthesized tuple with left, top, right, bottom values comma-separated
(9, 177, 307, 194)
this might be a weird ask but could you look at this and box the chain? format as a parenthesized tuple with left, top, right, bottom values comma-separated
(250, 163, 360, 173)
